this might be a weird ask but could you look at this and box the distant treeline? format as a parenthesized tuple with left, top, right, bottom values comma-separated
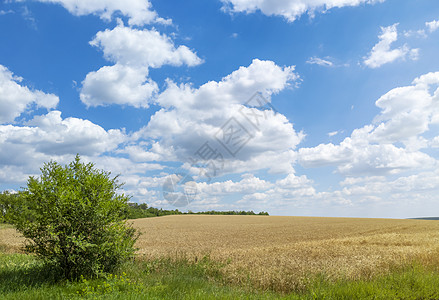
(1, 192, 268, 223)
(190, 210, 269, 216)
(125, 203, 181, 219)
(126, 203, 269, 219)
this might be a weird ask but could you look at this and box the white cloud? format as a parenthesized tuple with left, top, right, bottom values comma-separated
(221, 0, 384, 22)
(183, 172, 317, 213)
(234, 173, 317, 214)
(409, 48, 420, 60)
(431, 136, 439, 148)
(132, 59, 303, 175)
(300, 138, 434, 176)
(299, 71, 439, 176)
(119, 143, 175, 163)
(370, 72, 439, 145)
(403, 29, 426, 38)
(198, 174, 273, 195)
(169, 163, 439, 216)
(0, 110, 125, 158)
(80, 64, 158, 108)
(89, 24, 203, 68)
(154, 59, 298, 111)
(1, 30, 305, 213)
(306, 56, 333, 67)
(35, 0, 169, 26)
(327, 170, 439, 209)
(233, 167, 439, 217)
(426, 20, 439, 33)
(403, 20, 439, 38)
(0, 67, 111, 182)
(276, 173, 313, 189)
(340, 176, 385, 186)
(0, 110, 128, 184)
(364, 23, 419, 68)
(80, 24, 202, 108)
(0, 10, 14, 16)
(90, 156, 163, 183)
(0, 65, 59, 123)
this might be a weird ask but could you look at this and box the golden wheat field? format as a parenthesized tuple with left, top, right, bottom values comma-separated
(2, 215, 439, 292)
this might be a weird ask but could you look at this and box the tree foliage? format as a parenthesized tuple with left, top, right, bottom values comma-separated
(125, 203, 269, 219)
(0, 191, 32, 224)
(9, 155, 138, 279)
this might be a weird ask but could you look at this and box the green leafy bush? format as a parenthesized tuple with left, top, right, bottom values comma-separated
(0, 191, 26, 224)
(9, 155, 138, 279)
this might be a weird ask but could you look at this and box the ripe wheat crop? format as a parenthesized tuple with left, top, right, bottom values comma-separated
(132, 215, 439, 292)
(2, 215, 439, 292)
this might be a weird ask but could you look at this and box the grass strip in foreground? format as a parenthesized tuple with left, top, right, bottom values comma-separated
(1, 252, 439, 299)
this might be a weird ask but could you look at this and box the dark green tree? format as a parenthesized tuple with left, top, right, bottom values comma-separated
(10, 155, 138, 279)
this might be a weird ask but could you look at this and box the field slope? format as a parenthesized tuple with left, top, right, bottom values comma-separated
(2, 215, 439, 294)
(132, 215, 439, 292)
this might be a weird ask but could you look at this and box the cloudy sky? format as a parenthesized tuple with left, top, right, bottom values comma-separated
(1, 0, 438, 218)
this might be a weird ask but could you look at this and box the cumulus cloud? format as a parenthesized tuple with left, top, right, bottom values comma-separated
(128, 59, 303, 176)
(325, 170, 439, 211)
(174, 171, 318, 213)
(35, 0, 169, 25)
(80, 64, 158, 108)
(0, 65, 59, 123)
(0, 66, 127, 182)
(364, 23, 419, 68)
(404, 19, 439, 38)
(368, 72, 439, 147)
(234, 173, 317, 213)
(147, 69, 439, 215)
(299, 71, 439, 176)
(300, 136, 434, 176)
(80, 24, 202, 108)
(426, 20, 439, 33)
(198, 173, 273, 196)
(89, 24, 203, 68)
(0, 110, 129, 185)
(119, 142, 176, 163)
(221, 0, 384, 22)
(0, 110, 125, 160)
(192, 165, 439, 216)
(154, 59, 299, 111)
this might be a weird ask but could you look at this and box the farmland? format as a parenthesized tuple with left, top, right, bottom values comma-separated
(3, 215, 439, 295)
(133, 215, 439, 292)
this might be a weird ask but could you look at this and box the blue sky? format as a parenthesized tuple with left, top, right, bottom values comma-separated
(1, 0, 439, 218)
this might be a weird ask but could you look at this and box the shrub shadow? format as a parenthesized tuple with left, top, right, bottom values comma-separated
(0, 258, 63, 293)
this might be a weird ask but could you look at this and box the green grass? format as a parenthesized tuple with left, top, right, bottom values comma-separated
(0, 253, 280, 299)
(0, 223, 13, 229)
(1, 252, 439, 299)
(294, 265, 439, 299)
